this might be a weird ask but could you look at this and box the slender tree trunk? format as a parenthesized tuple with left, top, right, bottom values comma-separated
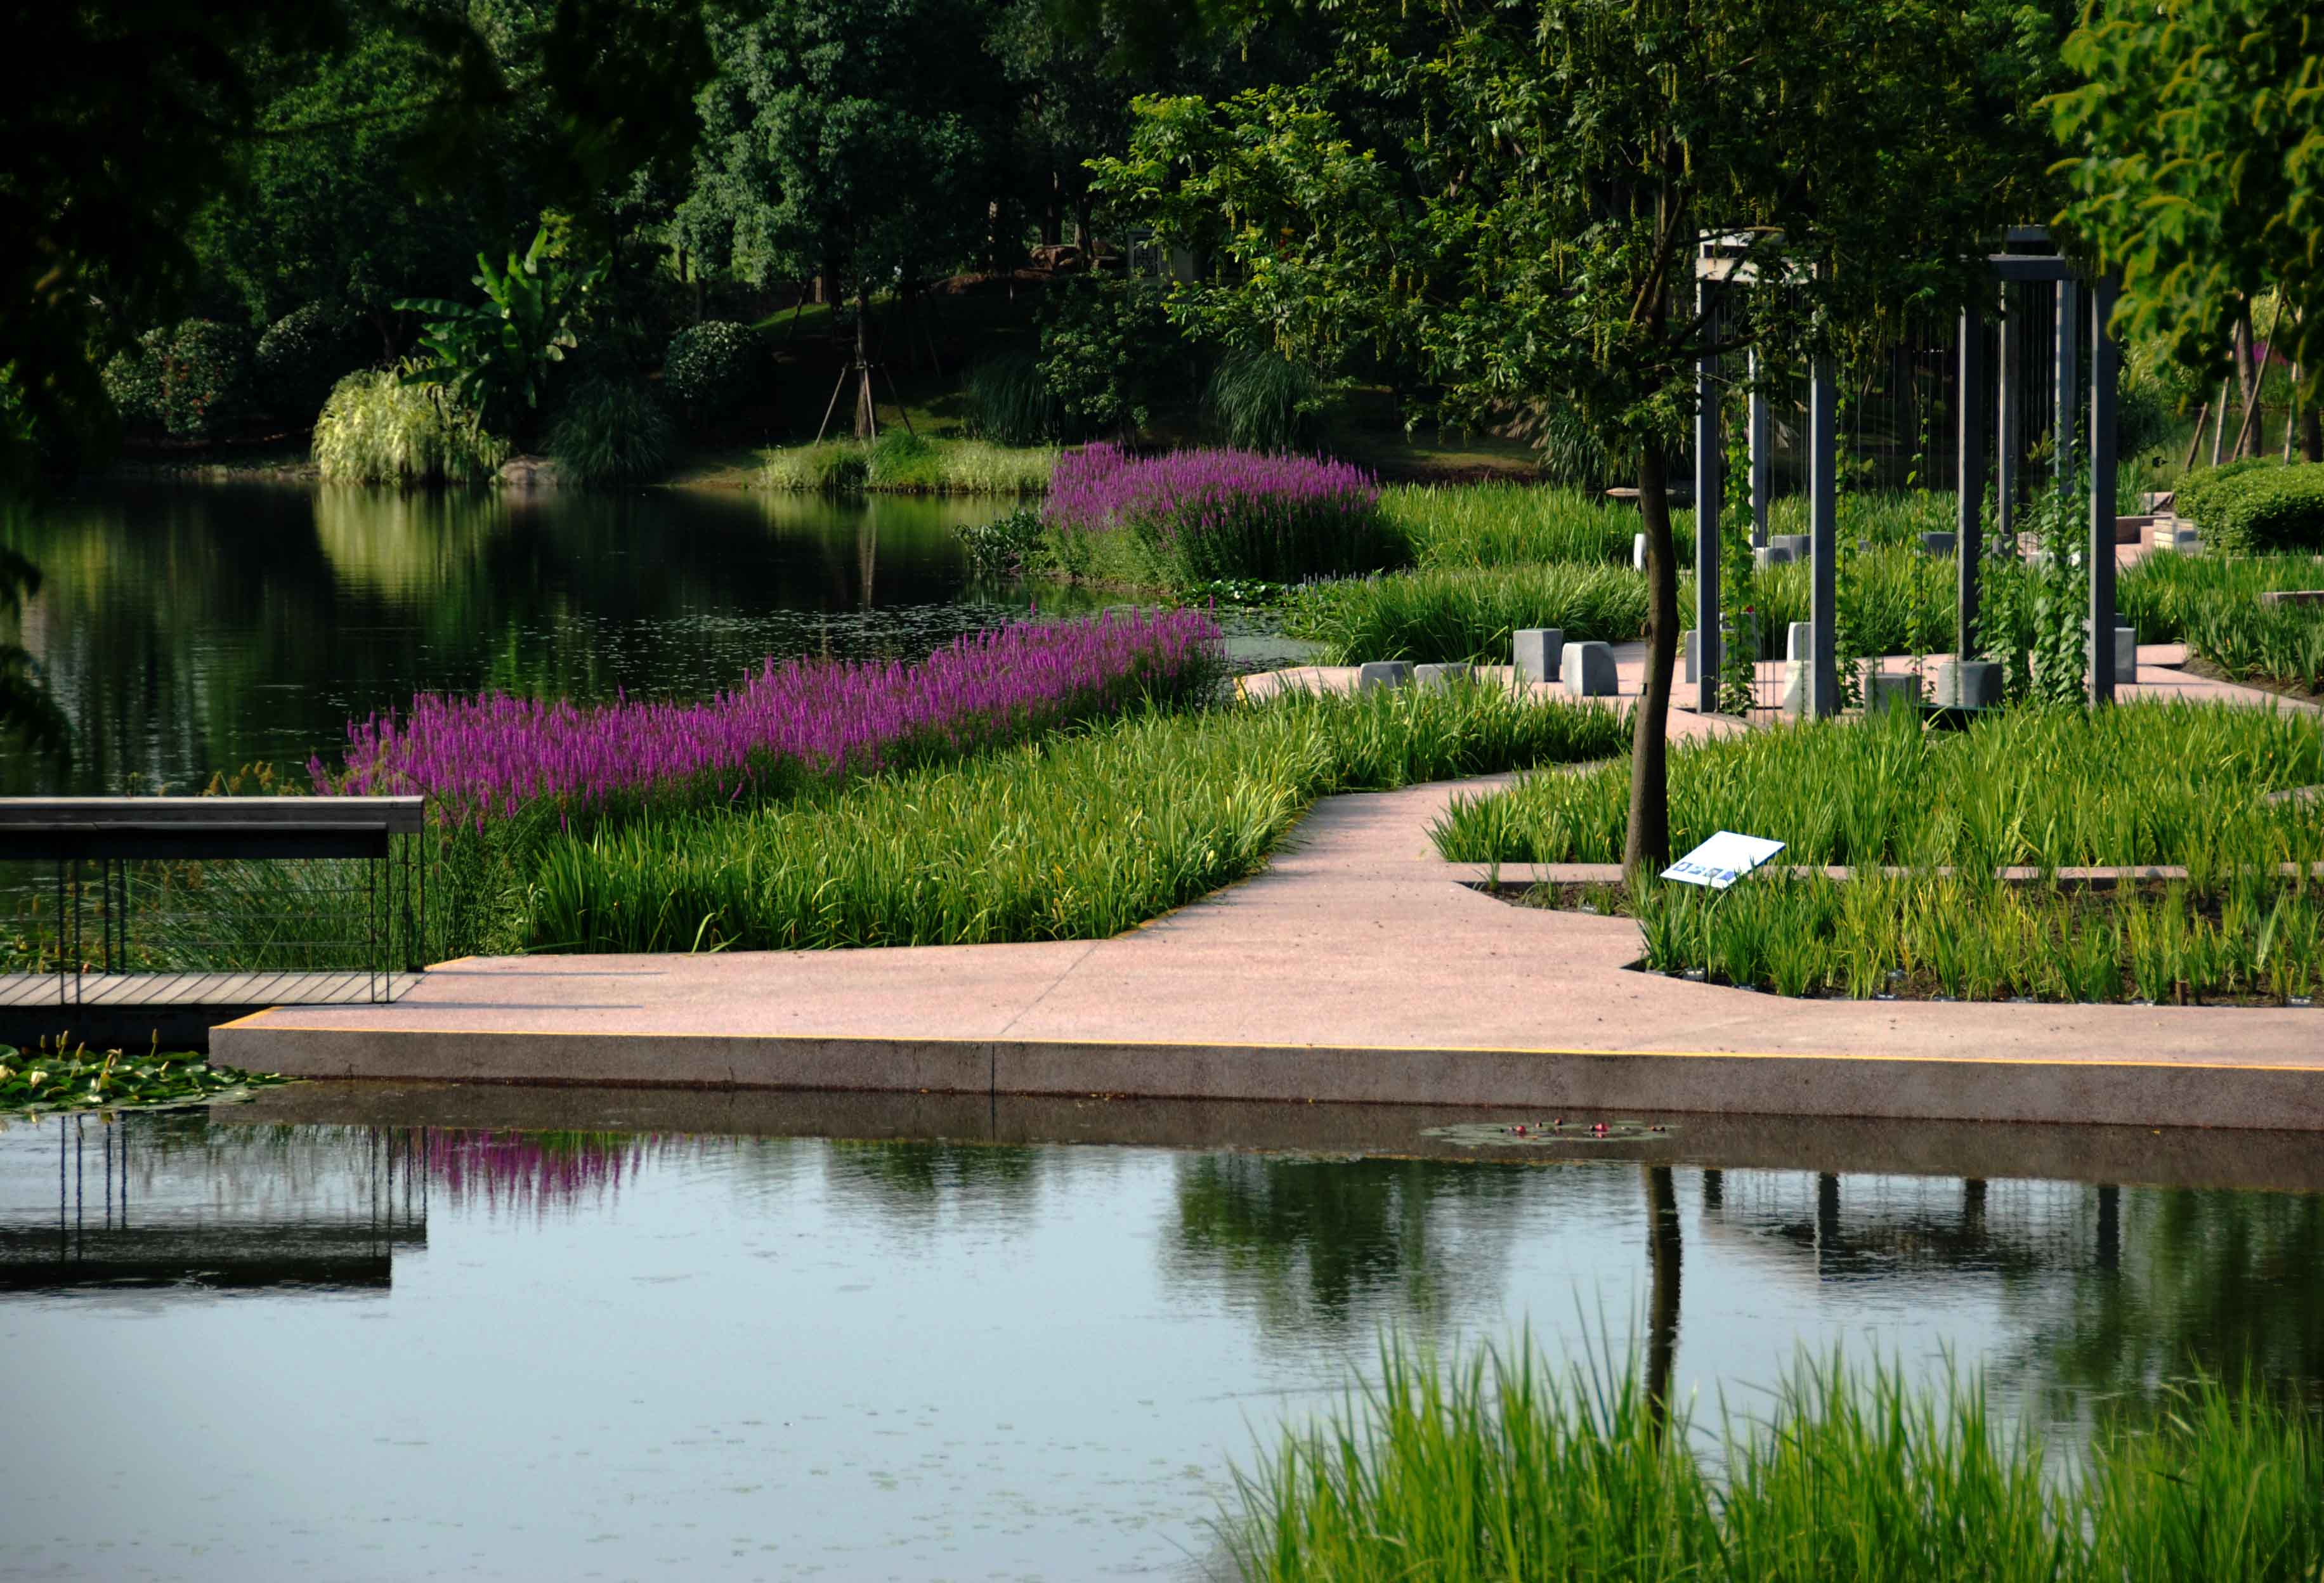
(2233, 315, 2261, 459)
(2303, 393, 2322, 465)
(1625, 436, 1680, 873)
(2210, 377, 2230, 466)
(2180, 401, 2209, 472)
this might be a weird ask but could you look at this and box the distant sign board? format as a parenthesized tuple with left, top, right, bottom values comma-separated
(1661, 831, 1785, 891)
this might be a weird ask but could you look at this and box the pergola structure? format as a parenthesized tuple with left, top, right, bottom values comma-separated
(1690, 228, 2122, 715)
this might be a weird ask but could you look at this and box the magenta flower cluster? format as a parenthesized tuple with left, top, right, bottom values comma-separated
(316, 609, 1222, 825)
(1044, 442, 1390, 583)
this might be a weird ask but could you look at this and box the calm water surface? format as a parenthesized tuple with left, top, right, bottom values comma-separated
(0, 483, 1305, 797)
(3, 1100, 2318, 1582)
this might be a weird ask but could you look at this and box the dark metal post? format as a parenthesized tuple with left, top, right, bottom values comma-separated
(1957, 304, 1985, 660)
(2090, 274, 2120, 705)
(1996, 285, 2018, 542)
(1747, 351, 1771, 547)
(1694, 319, 1722, 715)
(2055, 278, 2080, 488)
(1810, 355, 1839, 717)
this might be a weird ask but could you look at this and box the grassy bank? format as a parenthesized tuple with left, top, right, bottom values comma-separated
(523, 682, 1629, 952)
(1228, 1340, 2323, 1583)
(762, 432, 1055, 493)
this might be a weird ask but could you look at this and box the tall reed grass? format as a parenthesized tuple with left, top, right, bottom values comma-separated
(1432, 700, 2324, 868)
(523, 683, 1630, 951)
(1229, 1338, 2324, 1583)
(2180, 596, 2324, 694)
(2113, 552, 2324, 644)
(1383, 482, 1696, 568)
(1286, 564, 1654, 664)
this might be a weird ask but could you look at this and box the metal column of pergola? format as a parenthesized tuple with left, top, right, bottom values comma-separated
(1690, 230, 2122, 715)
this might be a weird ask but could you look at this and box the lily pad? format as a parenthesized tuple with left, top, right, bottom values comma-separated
(0, 1043, 287, 1117)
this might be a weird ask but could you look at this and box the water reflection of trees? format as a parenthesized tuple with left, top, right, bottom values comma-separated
(0, 483, 1021, 795)
(818, 1140, 1046, 1227)
(1165, 1154, 1539, 1341)
(2001, 1189, 2324, 1412)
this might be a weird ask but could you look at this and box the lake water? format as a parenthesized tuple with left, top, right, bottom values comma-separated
(3, 1090, 2318, 1581)
(0, 483, 1306, 798)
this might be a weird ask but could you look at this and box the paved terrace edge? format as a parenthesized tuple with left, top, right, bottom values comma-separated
(212, 1023, 2324, 1132)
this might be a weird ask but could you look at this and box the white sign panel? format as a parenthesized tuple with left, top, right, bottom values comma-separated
(1661, 831, 1785, 890)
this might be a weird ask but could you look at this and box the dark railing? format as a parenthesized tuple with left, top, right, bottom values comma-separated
(0, 797, 426, 1045)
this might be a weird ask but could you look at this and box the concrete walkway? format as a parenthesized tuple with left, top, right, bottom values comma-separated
(219, 713, 2324, 1130)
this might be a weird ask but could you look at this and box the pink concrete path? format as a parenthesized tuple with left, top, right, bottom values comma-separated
(219, 744, 2324, 1130)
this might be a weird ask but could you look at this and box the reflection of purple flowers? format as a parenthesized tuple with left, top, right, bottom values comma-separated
(317, 610, 1222, 825)
(1046, 443, 1389, 582)
(426, 1129, 680, 1215)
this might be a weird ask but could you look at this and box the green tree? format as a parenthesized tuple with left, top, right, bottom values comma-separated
(686, 0, 1009, 433)
(2049, 0, 2324, 461)
(1097, 0, 2058, 867)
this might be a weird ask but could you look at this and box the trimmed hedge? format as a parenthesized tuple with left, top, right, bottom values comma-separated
(255, 303, 362, 424)
(2182, 461, 2324, 552)
(662, 320, 762, 417)
(157, 320, 251, 439)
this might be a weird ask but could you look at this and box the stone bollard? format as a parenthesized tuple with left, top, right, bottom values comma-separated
(1780, 621, 1815, 715)
(2103, 623, 2137, 684)
(1865, 671, 1922, 715)
(1935, 659, 2002, 709)
(1561, 641, 1617, 697)
(1355, 660, 1413, 691)
(1774, 533, 1812, 561)
(1754, 544, 1794, 570)
(1918, 530, 1956, 556)
(1632, 531, 1648, 571)
(1513, 628, 1563, 685)
(1414, 662, 1473, 690)
(1683, 615, 1759, 683)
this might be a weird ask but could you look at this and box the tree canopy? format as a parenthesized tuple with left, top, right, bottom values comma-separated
(2050, 0, 2323, 404)
(1097, 0, 2066, 863)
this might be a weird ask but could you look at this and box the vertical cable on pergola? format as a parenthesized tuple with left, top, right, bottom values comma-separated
(1690, 226, 2122, 716)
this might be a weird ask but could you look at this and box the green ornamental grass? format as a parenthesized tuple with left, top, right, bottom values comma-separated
(1227, 1338, 2324, 1583)
(524, 683, 1630, 952)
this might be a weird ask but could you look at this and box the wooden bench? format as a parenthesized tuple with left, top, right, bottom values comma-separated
(0, 797, 426, 1048)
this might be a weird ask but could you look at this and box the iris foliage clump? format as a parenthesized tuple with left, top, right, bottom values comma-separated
(1227, 1339, 2324, 1583)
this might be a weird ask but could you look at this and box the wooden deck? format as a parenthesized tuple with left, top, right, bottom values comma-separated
(0, 970, 417, 1010)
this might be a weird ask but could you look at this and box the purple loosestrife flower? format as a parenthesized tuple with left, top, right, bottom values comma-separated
(1043, 444, 1387, 583)
(313, 609, 1222, 826)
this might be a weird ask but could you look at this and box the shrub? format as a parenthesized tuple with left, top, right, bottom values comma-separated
(1288, 562, 1653, 663)
(313, 367, 510, 485)
(1035, 278, 1184, 440)
(1045, 442, 1394, 585)
(762, 440, 868, 492)
(1203, 348, 1331, 452)
(2174, 456, 2280, 529)
(547, 377, 675, 488)
(2115, 368, 2176, 461)
(2195, 463, 2324, 553)
(662, 320, 762, 417)
(254, 303, 362, 424)
(156, 320, 252, 439)
(956, 505, 1050, 578)
(962, 351, 1064, 445)
(100, 330, 167, 429)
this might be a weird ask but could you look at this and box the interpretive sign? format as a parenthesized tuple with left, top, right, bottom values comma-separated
(1661, 831, 1785, 890)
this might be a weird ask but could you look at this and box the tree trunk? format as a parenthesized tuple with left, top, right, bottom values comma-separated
(1624, 437, 1681, 873)
(370, 308, 398, 363)
(2233, 315, 2261, 459)
(2304, 396, 2321, 465)
(1042, 170, 1062, 249)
